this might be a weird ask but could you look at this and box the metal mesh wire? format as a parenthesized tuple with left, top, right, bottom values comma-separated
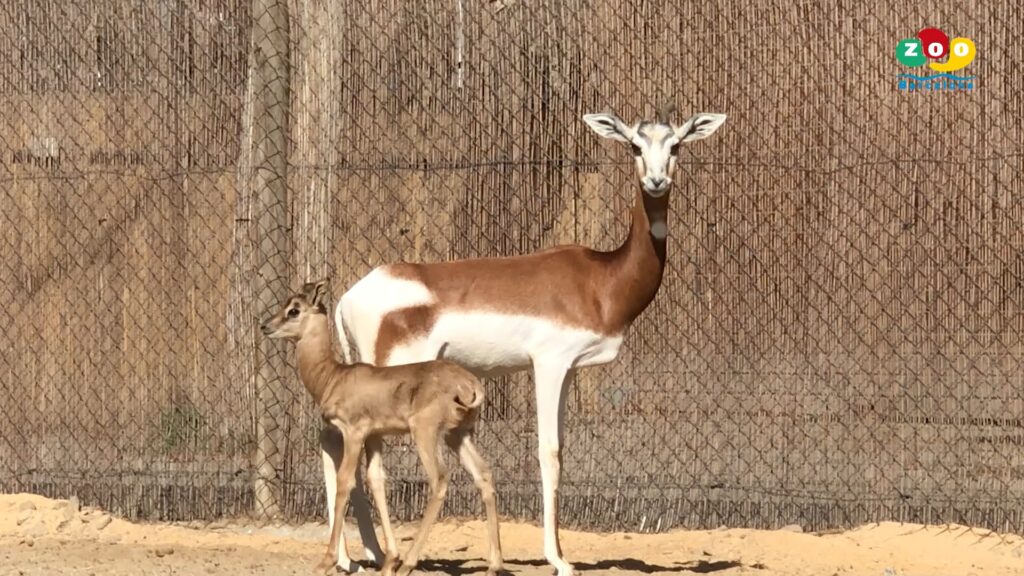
(1, 0, 1022, 532)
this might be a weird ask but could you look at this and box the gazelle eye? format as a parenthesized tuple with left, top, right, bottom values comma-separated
(669, 143, 680, 156)
(287, 308, 300, 318)
(630, 143, 642, 156)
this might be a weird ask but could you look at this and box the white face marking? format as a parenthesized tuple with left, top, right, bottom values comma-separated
(585, 112, 726, 198)
(633, 123, 679, 197)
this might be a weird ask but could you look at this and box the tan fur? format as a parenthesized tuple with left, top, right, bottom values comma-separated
(261, 282, 503, 576)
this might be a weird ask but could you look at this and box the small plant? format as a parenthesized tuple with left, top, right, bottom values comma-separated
(158, 403, 207, 453)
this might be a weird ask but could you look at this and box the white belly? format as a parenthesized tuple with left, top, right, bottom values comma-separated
(426, 311, 623, 374)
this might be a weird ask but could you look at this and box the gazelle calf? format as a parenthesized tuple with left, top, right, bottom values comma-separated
(260, 280, 503, 576)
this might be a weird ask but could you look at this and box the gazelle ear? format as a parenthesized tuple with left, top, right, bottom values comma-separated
(674, 113, 727, 143)
(582, 112, 634, 143)
(302, 279, 330, 308)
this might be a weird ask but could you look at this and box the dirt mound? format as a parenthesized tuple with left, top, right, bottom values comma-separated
(0, 493, 316, 552)
(0, 493, 126, 541)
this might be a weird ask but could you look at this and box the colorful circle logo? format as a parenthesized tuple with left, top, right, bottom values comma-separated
(895, 27, 976, 72)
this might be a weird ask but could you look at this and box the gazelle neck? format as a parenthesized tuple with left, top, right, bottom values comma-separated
(294, 315, 343, 405)
(607, 186, 669, 327)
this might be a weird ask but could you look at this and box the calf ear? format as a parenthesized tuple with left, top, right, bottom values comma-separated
(582, 112, 635, 143)
(302, 279, 330, 309)
(674, 113, 727, 142)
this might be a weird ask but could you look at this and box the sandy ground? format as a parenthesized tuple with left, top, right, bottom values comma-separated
(2, 494, 1024, 576)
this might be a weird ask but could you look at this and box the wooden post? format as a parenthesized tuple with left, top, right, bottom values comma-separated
(245, 0, 291, 519)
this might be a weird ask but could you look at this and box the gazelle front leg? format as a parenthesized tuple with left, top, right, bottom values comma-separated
(317, 428, 366, 575)
(320, 429, 383, 572)
(533, 361, 575, 576)
(365, 436, 401, 574)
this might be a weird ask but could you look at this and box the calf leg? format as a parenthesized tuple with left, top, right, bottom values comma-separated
(449, 432, 503, 576)
(321, 428, 383, 571)
(396, 426, 449, 576)
(317, 430, 365, 575)
(365, 437, 401, 574)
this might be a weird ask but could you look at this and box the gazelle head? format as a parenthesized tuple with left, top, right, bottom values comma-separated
(583, 107, 727, 198)
(260, 279, 329, 341)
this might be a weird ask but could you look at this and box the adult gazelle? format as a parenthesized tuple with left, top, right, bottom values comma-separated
(330, 109, 727, 575)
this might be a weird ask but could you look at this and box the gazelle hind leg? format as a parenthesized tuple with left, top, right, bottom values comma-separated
(448, 431, 503, 575)
(396, 426, 449, 576)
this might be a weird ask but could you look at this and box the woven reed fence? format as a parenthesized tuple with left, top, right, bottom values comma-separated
(1, 0, 1022, 533)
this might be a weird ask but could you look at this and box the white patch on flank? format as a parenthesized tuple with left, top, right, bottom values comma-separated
(385, 340, 439, 366)
(650, 219, 668, 239)
(421, 312, 624, 375)
(336, 266, 435, 364)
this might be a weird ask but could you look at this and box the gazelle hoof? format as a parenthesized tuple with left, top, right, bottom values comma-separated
(314, 554, 338, 575)
(552, 563, 575, 576)
(337, 559, 365, 574)
(363, 547, 385, 567)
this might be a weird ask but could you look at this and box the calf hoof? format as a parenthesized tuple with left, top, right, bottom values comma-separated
(314, 554, 337, 575)
(381, 555, 401, 576)
(396, 562, 417, 576)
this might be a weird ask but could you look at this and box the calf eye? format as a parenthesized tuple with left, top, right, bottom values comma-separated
(670, 144, 680, 156)
(287, 308, 300, 318)
(630, 143, 642, 156)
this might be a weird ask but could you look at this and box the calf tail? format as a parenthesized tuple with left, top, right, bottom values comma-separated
(454, 378, 486, 411)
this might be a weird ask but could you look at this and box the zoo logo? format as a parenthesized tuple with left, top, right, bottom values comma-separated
(895, 28, 976, 92)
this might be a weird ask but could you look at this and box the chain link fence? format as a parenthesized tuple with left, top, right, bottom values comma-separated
(1, 0, 1022, 533)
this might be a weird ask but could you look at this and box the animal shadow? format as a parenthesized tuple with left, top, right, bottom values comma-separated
(414, 557, 747, 574)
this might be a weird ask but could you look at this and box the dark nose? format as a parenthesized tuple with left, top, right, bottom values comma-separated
(649, 177, 666, 189)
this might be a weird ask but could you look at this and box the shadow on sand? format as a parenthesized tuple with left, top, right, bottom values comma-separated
(413, 556, 750, 575)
